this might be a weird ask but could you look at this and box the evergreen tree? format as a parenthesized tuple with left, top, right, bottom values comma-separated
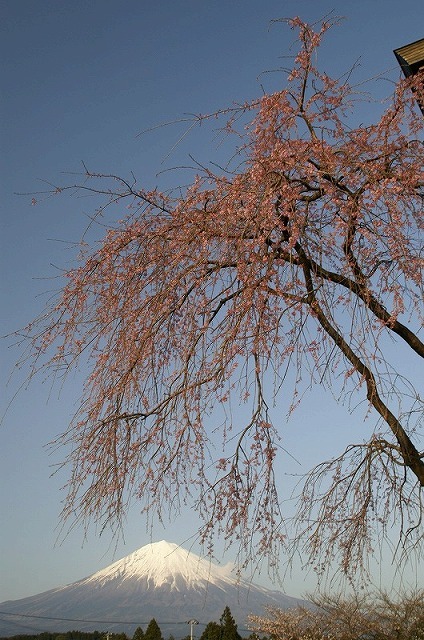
(199, 622, 221, 640)
(220, 608, 241, 640)
(144, 619, 163, 640)
(133, 628, 145, 640)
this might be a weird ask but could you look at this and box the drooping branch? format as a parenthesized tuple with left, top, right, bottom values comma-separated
(309, 259, 424, 358)
(297, 244, 424, 486)
(269, 163, 424, 358)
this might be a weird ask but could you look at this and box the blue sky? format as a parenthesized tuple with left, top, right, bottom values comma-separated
(1, 0, 423, 606)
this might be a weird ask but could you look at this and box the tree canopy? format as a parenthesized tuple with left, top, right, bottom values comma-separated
(249, 589, 424, 640)
(198, 622, 222, 640)
(220, 608, 241, 640)
(144, 620, 163, 640)
(20, 18, 424, 582)
(133, 628, 145, 640)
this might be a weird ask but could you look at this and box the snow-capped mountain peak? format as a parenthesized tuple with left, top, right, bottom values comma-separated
(0, 540, 306, 638)
(83, 540, 235, 589)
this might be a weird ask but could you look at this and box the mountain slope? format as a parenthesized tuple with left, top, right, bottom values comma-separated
(0, 541, 304, 638)
(81, 540, 236, 589)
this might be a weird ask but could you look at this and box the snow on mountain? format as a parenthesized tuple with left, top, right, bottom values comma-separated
(0, 541, 305, 639)
(81, 540, 236, 590)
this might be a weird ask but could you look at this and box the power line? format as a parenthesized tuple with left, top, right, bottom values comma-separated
(0, 612, 202, 627)
(0, 610, 252, 636)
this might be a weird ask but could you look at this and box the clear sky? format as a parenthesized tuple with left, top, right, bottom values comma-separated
(1, 0, 423, 606)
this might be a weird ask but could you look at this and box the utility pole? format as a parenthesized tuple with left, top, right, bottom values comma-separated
(187, 619, 199, 640)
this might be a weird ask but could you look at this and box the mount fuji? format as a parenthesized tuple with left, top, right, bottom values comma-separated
(0, 541, 304, 638)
